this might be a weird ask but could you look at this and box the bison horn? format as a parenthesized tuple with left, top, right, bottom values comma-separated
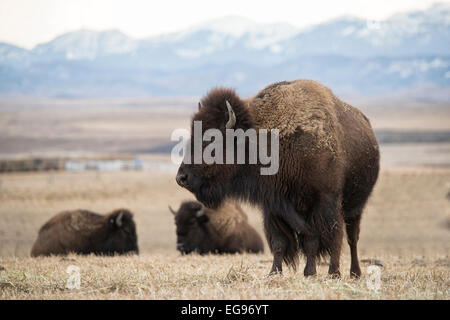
(225, 100, 236, 129)
(195, 205, 205, 217)
(168, 205, 177, 215)
(116, 211, 124, 227)
(198, 101, 203, 110)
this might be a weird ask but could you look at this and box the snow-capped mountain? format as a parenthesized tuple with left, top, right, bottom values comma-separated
(33, 30, 138, 60)
(282, 2, 450, 57)
(0, 43, 33, 66)
(182, 15, 298, 50)
(0, 3, 449, 98)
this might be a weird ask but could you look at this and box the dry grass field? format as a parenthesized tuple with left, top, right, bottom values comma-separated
(0, 167, 449, 299)
(0, 98, 449, 300)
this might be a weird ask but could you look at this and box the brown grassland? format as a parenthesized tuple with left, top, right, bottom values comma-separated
(0, 98, 449, 299)
(0, 165, 449, 299)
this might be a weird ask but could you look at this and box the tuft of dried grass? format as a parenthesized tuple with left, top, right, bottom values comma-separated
(0, 168, 449, 299)
(0, 253, 448, 300)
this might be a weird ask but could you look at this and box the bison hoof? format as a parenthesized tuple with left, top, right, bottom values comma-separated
(328, 270, 341, 279)
(304, 269, 317, 277)
(350, 269, 361, 279)
(304, 273, 317, 277)
(268, 270, 282, 277)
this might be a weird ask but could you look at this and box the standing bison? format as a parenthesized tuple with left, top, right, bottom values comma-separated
(31, 209, 139, 257)
(176, 79, 379, 278)
(170, 201, 264, 254)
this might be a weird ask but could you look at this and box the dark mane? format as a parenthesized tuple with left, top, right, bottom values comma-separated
(196, 87, 253, 130)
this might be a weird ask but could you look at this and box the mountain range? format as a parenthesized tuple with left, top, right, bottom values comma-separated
(0, 2, 449, 99)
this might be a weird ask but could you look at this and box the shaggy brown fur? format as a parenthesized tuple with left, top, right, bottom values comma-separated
(176, 79, 380, 278)
(30, 209, 138, 257)
(171, 201, 264, 254)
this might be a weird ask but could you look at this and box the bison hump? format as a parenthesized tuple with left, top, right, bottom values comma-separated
(250, 79, 340, 150)
(66, 210, 104, 233)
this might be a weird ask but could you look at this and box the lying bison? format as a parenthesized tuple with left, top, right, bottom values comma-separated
(176, 79, 380, 278)
(31, 209, 138, 257)
(170, 201, 264, 254)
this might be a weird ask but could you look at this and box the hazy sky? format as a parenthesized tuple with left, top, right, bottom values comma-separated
(0, 0, 447, 49)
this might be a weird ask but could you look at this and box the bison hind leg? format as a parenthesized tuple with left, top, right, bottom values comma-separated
(344, 207, 364, 278)
(342, 190, 370, 278)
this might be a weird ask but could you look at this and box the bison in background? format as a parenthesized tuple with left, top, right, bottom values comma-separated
(31, 209, 139, 257)
(170, 201, 264, 254)
(176, 79, 380, 278)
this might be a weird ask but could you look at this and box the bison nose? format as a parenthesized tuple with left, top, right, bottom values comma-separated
(176, 172, 188, 187)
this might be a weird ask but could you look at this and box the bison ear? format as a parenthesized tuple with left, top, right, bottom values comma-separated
(195, 206, 209, 224)
(198, 101, 203, 110)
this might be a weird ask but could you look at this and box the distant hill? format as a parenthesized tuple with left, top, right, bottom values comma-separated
(0, 3, 449, 99)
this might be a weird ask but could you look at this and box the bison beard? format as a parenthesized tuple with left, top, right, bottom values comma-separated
(195, 179, 226, 210)
(176, 80, 380, 278)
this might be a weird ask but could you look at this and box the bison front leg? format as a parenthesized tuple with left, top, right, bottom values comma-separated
(265, 206, 308, 275)
(264, 214, 287, 275)
(269, 237, 286, 275)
